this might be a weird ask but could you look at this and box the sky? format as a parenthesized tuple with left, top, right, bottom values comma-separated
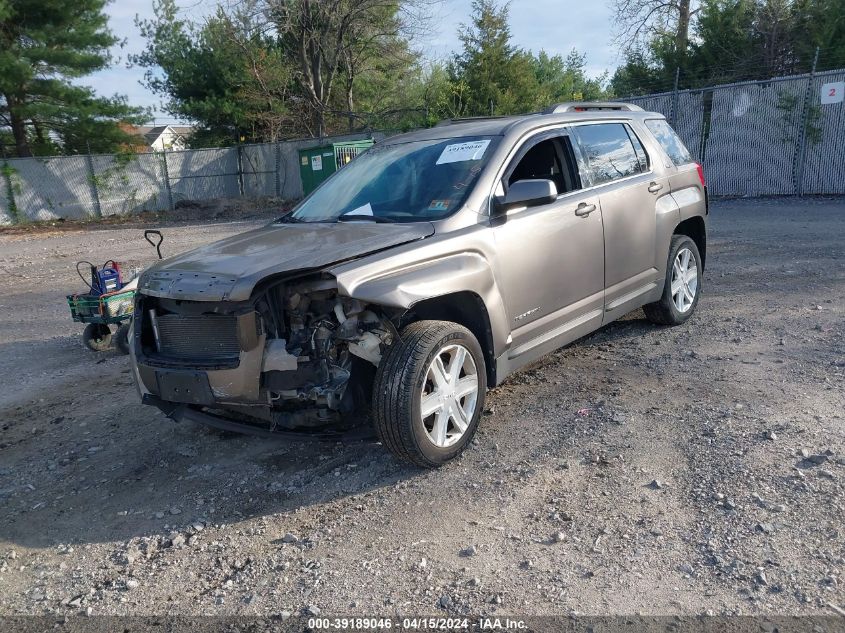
(87, 0, 619, 124)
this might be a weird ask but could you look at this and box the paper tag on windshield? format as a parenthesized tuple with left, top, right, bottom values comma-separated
(436, 140, 490, 165)
(344, 203, 373, 216)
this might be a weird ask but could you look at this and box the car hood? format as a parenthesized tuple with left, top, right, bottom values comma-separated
(139, 221, 434, 302)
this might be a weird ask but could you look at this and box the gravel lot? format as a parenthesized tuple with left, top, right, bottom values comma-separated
(0, 198, 843, 619)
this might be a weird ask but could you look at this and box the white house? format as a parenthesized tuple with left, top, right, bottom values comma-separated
(131, 125, 193, 152)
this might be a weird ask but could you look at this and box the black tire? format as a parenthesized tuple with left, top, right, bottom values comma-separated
(644, 234, 702, 326)
(115, 322, 131, 355)
(82, 323, 112, 352)
(372, 320, 487, 468)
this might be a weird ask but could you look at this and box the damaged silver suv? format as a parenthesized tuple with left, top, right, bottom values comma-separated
(130, 103, 707, 467)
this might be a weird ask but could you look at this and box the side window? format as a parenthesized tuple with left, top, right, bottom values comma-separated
(505, 135, 581, 196)
(645, 119, 693, 166)
(574, 123, 644, 186)
(626, 126, 649, 171)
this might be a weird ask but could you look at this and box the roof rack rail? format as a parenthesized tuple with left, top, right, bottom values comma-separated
(543, 102, 644, 114)
(434, 115, 511, 127)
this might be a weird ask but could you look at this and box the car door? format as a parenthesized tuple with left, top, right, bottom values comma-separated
(572, 122, 672, 323)
(490, 129, 605, 367)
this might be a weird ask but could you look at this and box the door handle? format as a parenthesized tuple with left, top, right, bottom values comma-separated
(575, 202, 596, 217)
(648, 182, 663, 194)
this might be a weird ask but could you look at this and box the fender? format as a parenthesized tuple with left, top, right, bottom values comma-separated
(331, 247, 511, 360)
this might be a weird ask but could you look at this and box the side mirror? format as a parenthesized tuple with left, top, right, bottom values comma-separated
(493, 179, 558, 215)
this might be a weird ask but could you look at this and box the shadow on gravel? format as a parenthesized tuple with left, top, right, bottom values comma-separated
(0, 265, 820, 550)
(0, 401, 419, 548)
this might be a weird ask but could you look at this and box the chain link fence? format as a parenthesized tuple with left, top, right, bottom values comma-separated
(2, 70, 844, 226)
(622, 68, 845, 197)
(0, 132, 383, 225)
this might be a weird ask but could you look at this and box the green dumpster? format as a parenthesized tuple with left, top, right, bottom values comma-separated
(298, 139, 374, 196)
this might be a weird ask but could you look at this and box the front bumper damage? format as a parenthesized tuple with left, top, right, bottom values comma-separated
(131, 273, 396, 436)
(141, 395, 374, 440)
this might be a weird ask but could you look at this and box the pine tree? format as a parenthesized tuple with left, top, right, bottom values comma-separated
(451, 0, 541, 116)
(0, 0, 145, 157)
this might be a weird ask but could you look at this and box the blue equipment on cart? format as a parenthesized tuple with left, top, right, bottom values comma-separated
(68, 232, 165, 354)
(90, 262, 122, 294)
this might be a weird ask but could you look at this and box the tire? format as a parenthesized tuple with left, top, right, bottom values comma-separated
(372, 320, 487, 468)
(82, 323, 112, 352)
(644, 234, 702, 326)
(115, 322, 131, 355)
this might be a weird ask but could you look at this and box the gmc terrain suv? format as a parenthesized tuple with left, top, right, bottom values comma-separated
(130, 103, 707, 467)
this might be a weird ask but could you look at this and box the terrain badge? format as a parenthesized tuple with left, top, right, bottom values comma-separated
(514, 307, 540, 322)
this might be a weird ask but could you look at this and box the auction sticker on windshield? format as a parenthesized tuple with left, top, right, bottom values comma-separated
(436, 140, 490, 165)
(428, 199, 450, 212)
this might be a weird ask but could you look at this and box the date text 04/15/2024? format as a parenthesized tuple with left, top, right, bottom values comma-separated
(306, 617, 528, 630)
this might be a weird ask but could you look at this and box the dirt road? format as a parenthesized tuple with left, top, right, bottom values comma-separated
(0, 198, 843, 618)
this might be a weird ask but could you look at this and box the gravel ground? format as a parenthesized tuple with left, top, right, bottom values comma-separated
(0, 198, 843, 618)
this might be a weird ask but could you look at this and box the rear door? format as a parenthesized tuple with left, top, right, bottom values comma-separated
(572, 121, 673, 322)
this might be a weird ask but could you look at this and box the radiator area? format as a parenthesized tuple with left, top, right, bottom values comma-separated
(155, 314, 241, 360)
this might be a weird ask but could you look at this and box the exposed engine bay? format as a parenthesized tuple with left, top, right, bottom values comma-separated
(133, 274, 398, 433)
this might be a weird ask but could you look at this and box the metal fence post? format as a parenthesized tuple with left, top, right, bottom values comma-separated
(161, 151, 174, 211)
(795, 47, 820, 197)
(85, 142, 103, 218)
(236, 144, 245, 197)
(274, 142, 282, 198)
(670, 67, 680, 125)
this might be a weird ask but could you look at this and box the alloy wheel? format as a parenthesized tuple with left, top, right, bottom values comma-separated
(671, 247, 698, 313)
(419, 344, 479, 448)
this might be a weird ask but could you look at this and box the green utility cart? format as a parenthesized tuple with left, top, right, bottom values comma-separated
(298, 139, 374, 196)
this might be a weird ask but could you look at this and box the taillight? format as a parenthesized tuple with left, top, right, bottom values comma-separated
(696, 163, 706, 187)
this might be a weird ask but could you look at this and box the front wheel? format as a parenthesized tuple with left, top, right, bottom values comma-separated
(114, 323, 131, 355)
(644, 234, 702, 325)
(372, 320, 487, 468)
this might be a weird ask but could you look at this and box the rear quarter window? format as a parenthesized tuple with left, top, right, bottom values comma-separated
(645, 119, 693, 166)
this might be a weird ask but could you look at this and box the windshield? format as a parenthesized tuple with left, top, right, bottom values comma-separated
(288, 136, 500, 223)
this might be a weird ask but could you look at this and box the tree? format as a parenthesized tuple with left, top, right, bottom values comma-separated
(265, 0, 425, 137)
(134, 0, 298, 145)
(0, 0, 145, 157)
(612, 0, 845, 96)
(691, 0, 761, 83)
(448, 0, 541, 116)
(609, 50, 664, 96)
(137, 0, 427, 142)
(532, 50, 609, 103)
(612, 0, 701, 61)
(792, 0, 845, 71)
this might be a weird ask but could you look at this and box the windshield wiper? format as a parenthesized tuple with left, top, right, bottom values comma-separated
(337, 212, 396, 223)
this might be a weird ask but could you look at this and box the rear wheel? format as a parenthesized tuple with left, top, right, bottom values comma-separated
(82, 323, 112, 352)
(372, 320, 486, 468)
(644, 234, 702, 325)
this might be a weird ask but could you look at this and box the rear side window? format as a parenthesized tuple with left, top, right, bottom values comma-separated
(645, 119, 693, 166)
(626, 127, 649, 171)
(574, 123, 645, 186)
